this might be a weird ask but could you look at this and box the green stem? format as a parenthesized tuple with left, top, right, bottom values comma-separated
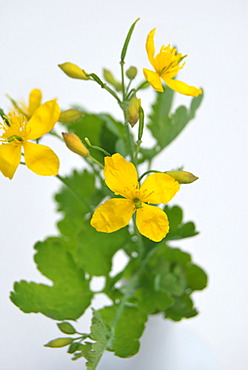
(138, 169, 161, 182)
(88, 73, 121, 103)
(124, 120, 134, 162)
(88, 155, 104, 169)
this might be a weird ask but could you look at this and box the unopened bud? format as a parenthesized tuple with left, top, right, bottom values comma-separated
(59, 109, 83, 123)
(103, 68, 122, 91)
(166, 171, 199, 184)
(57, 322, 76, 335)
(62, 132, 89, 158)
(44, 337, 73, 348)
(126, 66, 137, 80)
(126, 96, 141, 127)
(58, 62, 89, 80)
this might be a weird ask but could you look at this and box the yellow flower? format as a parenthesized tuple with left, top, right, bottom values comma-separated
(143, 28, 202, 97)
(90, 153, 180, 242)
(0, 100, 60, 179)
(8, 88, 42, 119)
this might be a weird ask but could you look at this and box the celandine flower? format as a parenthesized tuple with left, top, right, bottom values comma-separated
(143, 28, 202, 96)
(90, 153, 180, 242)
(0, 100, 60, 179)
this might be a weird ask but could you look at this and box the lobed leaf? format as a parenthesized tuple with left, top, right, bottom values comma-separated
(10, 238, 93, 320)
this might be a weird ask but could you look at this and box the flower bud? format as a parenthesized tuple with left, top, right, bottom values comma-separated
(62, 132, 89, 158)
(126, 66, 138, 80)
(166, 171, 198, 184)
(103, 68, 122, 91)
(58, 62, 89, 80)
(59, 109, 83, 123)
(57, 322, 76, 335)
(126, 96, 141, 127)
(44, 337, 73, 348)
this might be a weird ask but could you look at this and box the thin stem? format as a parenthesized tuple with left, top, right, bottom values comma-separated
(88, 155, 104, 169)
(120, 61, 126, 101)
(138, 169, 161, 182)
(88, 73, 121, 104)
(124, 120, 134, 162)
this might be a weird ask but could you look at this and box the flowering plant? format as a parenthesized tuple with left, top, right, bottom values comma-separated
(1, 19, 206, 369)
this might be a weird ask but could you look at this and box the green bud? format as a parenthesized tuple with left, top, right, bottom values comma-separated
(103, 68, 122, 91)
(44, 337, 73, 348)
(57, 322, 76, 335)
(166, 171, 199, 184)
(59, 109, 83, 123)
(126, 96, 141, 127)
(126, 66, 137, 80)
(68, 342, 83, 354)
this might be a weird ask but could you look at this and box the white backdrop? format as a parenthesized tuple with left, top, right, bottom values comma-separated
(1, 0, 248, 369)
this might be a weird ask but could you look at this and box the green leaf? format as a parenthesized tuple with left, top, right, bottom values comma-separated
(185, 264, 208, 291)
(55, 169, 104, 218)
(164, 205, 199, 241)
(10, 238, 93, 320)
(135, 270, 174, 314)
(77, 309, 110, 369)
(164, 295, 198, 321)
(147, 86, 203, 151)
(99, 304, 147, 358)
(72, 224, 130, 276)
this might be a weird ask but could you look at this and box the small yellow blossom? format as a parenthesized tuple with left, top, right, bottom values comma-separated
(143, 28, 202, 96)
(90, 153, 180, 242)
(0, 100, 60, 179)
(8, 88, 42, 119)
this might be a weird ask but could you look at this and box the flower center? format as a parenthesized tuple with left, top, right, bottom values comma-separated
(134, 198, 143, 209)
(0, 113, 29, 144)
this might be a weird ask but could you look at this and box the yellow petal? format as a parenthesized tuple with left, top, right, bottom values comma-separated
(104, 153, 138, 198)
(146, 28, 156, 67)
(0, 143, 21, 179)
(90, 198, 134, 233)
(143, 69, 163, 92)
(25, 100, 61, 140)
(28, 89, 42, 116)
(23, 141, 59, 176)
(163, 78, 202, 97)
(140, 173, 180, 204)
(136, 204, 169, 242)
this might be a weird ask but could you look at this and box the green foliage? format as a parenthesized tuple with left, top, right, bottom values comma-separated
(73, 309, 111, 369)
(99, 305, 147, 357)
(164, 205, 199, 241)
(10, 238, 93, 320)
(134, 245, 207, 321)
(140, 86, 203, 162)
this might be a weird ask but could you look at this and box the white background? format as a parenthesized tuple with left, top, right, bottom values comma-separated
(1, 0, 248, 369)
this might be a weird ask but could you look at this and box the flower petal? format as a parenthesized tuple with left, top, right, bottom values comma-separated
(28, 89, 42, 116)
(104, 153, 138, 198)
(23, 141, 59, 176)
(25, 99, 61, 140)
(91, 198, 134, 233)
(146, 28, 156, 67)
(143, 69, 163, 92)
(140, 173, 180, 204)
(163, 78, 202, 97)
(0, 143, 21, 179)
(136, 204, 169, 242)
